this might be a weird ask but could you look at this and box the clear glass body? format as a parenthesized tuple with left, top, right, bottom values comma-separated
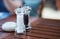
(14, 5, 31, 39)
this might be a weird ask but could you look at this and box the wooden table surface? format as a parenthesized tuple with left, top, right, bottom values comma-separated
(0, 15, 60, 39)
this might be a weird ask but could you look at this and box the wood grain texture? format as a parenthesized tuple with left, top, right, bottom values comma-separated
(0, 15, 60, 39)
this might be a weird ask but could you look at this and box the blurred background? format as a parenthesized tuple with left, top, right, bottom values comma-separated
(0, 0, 11, 19)
(0, 0, 58, 20)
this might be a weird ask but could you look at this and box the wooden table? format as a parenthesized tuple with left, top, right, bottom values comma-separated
(0, 15, 60, 39)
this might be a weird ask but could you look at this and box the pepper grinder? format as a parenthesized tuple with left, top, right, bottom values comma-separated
(23, 6, 32, 39)
(15, 5, 32, 39)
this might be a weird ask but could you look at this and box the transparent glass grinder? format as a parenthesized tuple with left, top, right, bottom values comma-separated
(14, 7, 26, 39)
(14, 6, 32, 39)
(23, 6, 32, 39)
